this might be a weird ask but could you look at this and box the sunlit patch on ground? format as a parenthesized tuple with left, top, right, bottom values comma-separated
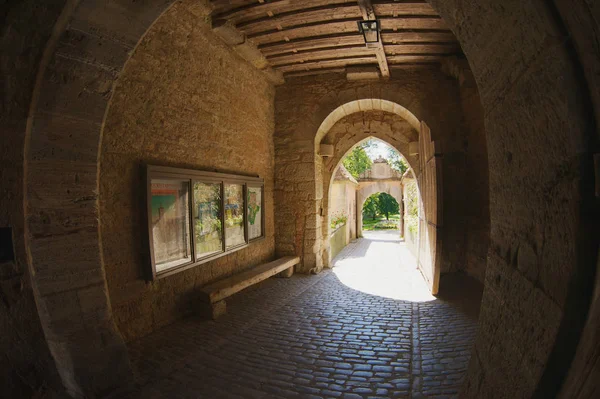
(332, 230, 436, 302)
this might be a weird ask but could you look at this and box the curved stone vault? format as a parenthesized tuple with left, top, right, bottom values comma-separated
(0, 0, 597, 398)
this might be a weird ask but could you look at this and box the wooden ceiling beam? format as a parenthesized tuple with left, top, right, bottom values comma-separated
(386, 54, 446, 64)
(209, 0, 461, 77)
(373, 2, 438, 17)
(261, 34, 365, 57)
(276, 56, 377, 73)
(244, 16, 446, 40)
(248, 21, 363, 45)
(267, 43, 459, 66)
(217, 1, 357, 26)
(238, 5, 361, 36)
(381, 31, 458, 43)
(270, 46, 371, 66)
(213, 1, 438, 25)
(284, 67, 347, 78)
(384, 43, 461, 55)
(357, 0, 389, 78)
(274, 55, 445, 76)
(260, 33, 459, 57)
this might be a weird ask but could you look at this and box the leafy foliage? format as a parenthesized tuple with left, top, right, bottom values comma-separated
(342, 144, 372, 178)
(387, 147, 409, 175)
(330, 211, 348, 230)
(362, 196, 379, 220)
(361, 192, 400, 221)
(376, 192, 399, 220)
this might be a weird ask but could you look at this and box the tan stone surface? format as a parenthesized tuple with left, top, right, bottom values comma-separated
(99, 1, 277, 342)
(274, 72, 472, 277)
(1, 0, 598, 397)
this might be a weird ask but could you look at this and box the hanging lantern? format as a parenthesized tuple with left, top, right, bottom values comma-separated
(357, 20, 380, 44)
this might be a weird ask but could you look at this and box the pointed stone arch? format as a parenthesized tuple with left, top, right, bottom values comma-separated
(315, 107, 442, 294)
(14, 0, 598, 397)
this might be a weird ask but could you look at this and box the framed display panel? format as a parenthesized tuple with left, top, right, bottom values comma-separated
(147, 165, 264, 280)
(247, 184, 265, 241)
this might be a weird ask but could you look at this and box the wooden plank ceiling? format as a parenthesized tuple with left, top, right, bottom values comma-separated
(210, 0, 461, 78)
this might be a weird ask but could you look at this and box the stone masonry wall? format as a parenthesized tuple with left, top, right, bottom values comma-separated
(461, 75, 489, 283)
(0, 1, 66, 396)
(441, 59, 490, 283)
(427, 1, 599, 397)
(99, 2, 276, 341)
(274, 70, 473, 275)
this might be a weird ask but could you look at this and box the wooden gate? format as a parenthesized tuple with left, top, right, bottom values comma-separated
(417, 122, 442, 294)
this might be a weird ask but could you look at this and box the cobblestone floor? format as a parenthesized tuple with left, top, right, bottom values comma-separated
(126, 231, 483, 399)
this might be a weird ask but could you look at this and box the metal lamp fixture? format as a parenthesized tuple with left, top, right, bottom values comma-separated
(357, 19, 380, 44)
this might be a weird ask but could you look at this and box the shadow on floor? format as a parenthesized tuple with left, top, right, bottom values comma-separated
(123, 231, 485, 398)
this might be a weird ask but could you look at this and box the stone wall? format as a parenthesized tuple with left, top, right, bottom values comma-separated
(329, 178, 357, 249)
(426, 1, 599, 397)
(0, 0, 66, 396)
(329, 224, 348, 262)
(98, 2, 276, 341)
(441, 59, 490, 283)
(274, 71, 474, 275)
(460, 78, 489, 283)
(1, 0, 598, 397)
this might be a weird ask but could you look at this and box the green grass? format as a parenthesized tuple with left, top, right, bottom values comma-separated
(362, 214, 400, 231)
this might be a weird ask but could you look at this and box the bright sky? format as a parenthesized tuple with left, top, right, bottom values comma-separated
(365, 138, 393, 160)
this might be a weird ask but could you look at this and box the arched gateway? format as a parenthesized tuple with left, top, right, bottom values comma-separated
(314, 100, 442, 295)
(5, 0, 596, 397)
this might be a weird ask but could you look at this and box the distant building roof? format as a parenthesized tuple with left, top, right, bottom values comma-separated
(373, 156, 388, 164)
(334, 164, 358, 184)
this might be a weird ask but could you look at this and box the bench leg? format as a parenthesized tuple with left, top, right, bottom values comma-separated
(277, 266, 294, 278)
(210, 300, 227, 319)
(201, 300, 227, 320)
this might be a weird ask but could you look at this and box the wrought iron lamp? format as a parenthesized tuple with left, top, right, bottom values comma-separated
(357, 20, 380, 44)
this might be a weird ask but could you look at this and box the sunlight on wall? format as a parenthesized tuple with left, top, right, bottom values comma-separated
(332, 231, 436, 302)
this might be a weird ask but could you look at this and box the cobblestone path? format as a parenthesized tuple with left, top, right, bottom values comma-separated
(127, 231, 483, 398)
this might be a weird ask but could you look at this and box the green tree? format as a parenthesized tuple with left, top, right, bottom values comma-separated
(342, 145, 372, 178)
(387, 147, 408, 175)
(376, 192, 399, 220)
(362, 195, 379, 220)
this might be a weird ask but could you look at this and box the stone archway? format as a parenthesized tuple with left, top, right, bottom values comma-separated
(311, 101, 424, 274)
(316, 110, 441, 295)
(19, 0, 599, 397)
(356, 182, 404, 237)
(22, 1, 204, 397)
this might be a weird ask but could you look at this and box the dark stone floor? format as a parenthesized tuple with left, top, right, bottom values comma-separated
(126, 232, 483, 398)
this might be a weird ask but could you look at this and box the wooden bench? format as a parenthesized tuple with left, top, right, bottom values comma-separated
(200, 256, 300, 319)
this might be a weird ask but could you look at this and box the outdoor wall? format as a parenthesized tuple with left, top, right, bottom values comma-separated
(274, 72, 472, 275)
(403, 177, 419, 258)
(98, 3, 276, 341)
(329, 178, 357, 252)
(329, 225, 348, 262)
